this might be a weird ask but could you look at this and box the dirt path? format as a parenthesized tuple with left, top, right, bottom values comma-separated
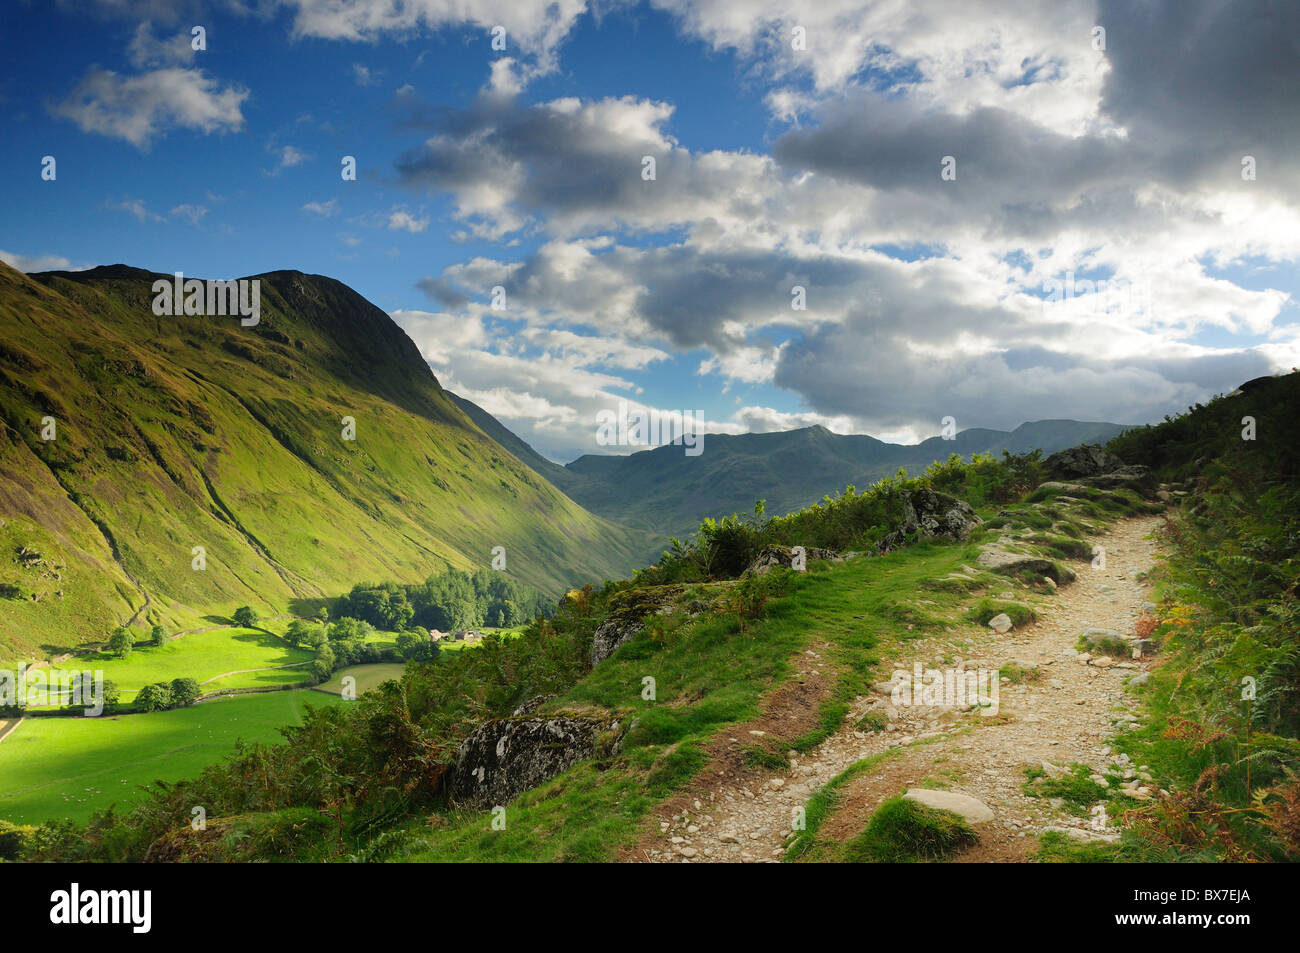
(0, 717, 22, 747)
(635, 514, 1163, 862)
(199, 659, 313, 685)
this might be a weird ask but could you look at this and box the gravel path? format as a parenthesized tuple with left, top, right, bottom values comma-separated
(643, 514, 1163, 862)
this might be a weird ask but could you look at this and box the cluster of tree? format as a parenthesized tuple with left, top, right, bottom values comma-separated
(105, 623, 169, 659)
(336, 569, 553, 634)
(282, 617, 399, 682)
(135, 677, 201, 712)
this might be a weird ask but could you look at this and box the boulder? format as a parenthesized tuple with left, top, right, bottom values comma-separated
(904, 788, 994, 824)
(876, 488, 982, 554)
(987, 613, 1013, 634)
(1035, 481, 1091, 495)
(976, 547, 1073, 584)
(449, 697, 625, 809)
(1080, 464, 1157, 496)
(1043, 444, 1124, 480)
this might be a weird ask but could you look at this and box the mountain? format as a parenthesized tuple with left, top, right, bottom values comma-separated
(0, 263, 652, 658)
(447, 394, 1129, 541)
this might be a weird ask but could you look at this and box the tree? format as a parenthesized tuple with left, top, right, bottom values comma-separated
(396, 631, 439, 662)
(150, 624, 168, 647)
(284, 619, 318, 647)
(232, 606, 258, 628)
(169, 678, 201, 708)
(107, 627, 134, 659)
(310, 644, 336, 683)
(327, 616, 374, 642)
(135, 683, 173, 712)
(100, 680, 121, 715)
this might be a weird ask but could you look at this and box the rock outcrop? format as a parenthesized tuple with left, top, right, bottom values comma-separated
(876, 488, 982, 554)
(448, 696, 625, 809)
(976, 546, 1076, 585)
(744, 545, 844, 576)
(1081, 464, 1157, 495)
(589, 585, 682, 666)
(1043, 444, 1125, 479)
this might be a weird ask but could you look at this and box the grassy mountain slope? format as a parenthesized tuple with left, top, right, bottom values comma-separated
(448, 392, 1129, 539)
(0, 262, 651, 658)
(11, 451, 1163, 861)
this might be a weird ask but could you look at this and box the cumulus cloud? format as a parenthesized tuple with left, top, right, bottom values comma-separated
(282, 0, 588, 77)
(51, 67, 248, 149)
(127, 21, 196, 68)
(388, 208, 430, 233)
(0, 250, 85, 273)
(384, 0, 1297, 451)
(303, 198, 339, 217)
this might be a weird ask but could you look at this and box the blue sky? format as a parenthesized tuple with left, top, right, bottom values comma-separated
(2, 0, 1297, 462)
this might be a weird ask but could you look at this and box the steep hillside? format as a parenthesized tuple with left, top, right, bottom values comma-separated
(449, 393, 1129, 540)
(0, 263, 652, 658)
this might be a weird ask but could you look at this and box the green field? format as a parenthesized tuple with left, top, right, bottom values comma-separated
(38, 626, 313, 703)
(0, 689, 343, 825)
(312, 663, 406, 697)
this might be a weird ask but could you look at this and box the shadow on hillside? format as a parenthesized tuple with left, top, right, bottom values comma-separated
(288, 597, 330, 620)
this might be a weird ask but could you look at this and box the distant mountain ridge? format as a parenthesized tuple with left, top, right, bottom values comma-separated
(448, 393, 1130, 541)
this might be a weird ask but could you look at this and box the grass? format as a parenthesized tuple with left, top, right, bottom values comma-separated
(38, 626, 313, 702)
(312, 662, 406, 697)
(844, 795, 978, 862)
(784, 751, 897, 861)
(378, 546, 977, 862)
(1022, 763, 1110, 815)
(0, 266, 654, 659)
(1033, 830, 1124, 862)
(0, 689, 343, 825)
(382, 493, 1137, 863)
(968, 597, 1036, 628)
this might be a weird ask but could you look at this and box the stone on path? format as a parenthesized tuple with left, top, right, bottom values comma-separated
(904, 788, 995, 824)
(987, 613, 1013, 634)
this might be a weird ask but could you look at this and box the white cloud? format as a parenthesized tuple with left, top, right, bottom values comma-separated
(105, 196, 165, 223)
(128, 21, 196, 68)
(282, 0, 589, 76)
(169, 203, 208, 225)
(387, 208, 430, 233)
(0, 249, 85, 273)
(302, 198, 339, 217)
(52, 67, 247, 149)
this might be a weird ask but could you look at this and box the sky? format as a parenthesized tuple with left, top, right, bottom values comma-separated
(2, 0, 1297, 463)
